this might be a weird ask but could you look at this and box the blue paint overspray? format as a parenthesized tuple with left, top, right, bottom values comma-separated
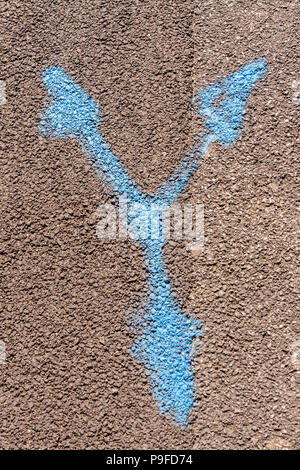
(38, 59, 267, 427)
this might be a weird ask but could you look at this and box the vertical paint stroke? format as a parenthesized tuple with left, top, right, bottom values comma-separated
(38, 59, 266, 427)
(154, 59, 267, 206)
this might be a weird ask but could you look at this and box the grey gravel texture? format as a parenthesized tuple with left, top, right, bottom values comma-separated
(0, 0, 299, 449)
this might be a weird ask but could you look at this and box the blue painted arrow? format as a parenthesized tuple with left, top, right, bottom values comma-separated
(38, 59, 266, 427)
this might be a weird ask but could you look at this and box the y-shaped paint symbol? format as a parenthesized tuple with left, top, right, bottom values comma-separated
(38, 59, 266, 427)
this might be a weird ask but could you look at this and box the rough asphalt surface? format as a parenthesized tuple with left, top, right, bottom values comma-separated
(0, 0, 299, 449)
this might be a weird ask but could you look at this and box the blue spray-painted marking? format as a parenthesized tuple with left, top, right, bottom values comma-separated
(193, 59, 266, 147)
(154, 59, 267, 207)
(131, 240, 200, 426)
(39, 67, 143, 203)
(38, 60, 266, 427)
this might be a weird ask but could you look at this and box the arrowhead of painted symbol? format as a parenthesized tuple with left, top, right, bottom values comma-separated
(193, 59, 267, 147)
(38, 66, 99, 138)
